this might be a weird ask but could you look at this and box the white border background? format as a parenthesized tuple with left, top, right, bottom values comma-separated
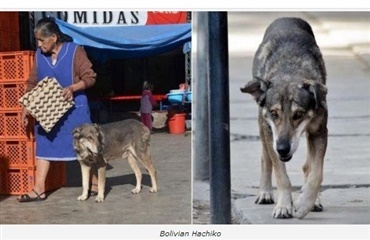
(2, 225, 370, 240)
(0, 0, 369, 10)
(1, 0, 370, 239)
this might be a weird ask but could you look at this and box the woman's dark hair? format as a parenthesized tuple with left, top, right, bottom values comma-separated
(143, 81, 154, 91)
(34, 17, 73, 43)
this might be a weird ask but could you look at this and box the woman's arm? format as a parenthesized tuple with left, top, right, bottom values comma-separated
(22, 58, 38, 127)
(25, 59, 37, 91)
(63, 46, 97, 101)
(148, 92, 158, 107)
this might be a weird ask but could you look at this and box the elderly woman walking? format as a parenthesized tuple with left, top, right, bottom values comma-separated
(18, 17, 97, 202)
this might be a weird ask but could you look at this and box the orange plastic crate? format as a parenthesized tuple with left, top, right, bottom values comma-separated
(0, 166, 35, 195)
(0, 82, 27, 111)
(0, 111, 34, 140)
(0, 140, 35, 168)
(0, 51, 35, 82)
(0, 162, 66, 195)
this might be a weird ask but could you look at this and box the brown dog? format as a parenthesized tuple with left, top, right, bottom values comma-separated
(72, 119, 158, 202)
(241, 18, 328, 219)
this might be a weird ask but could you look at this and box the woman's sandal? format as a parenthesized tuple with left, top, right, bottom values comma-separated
(17, 189, 47, 202)
(88, 190, 98, 196)
(89, 183, 98, 196)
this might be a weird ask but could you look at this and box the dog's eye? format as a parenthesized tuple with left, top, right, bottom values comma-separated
(293, 110, 305, 120)
(270, 110, 278, 118)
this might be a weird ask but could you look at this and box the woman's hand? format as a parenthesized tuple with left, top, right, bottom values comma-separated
(62, 86, 74, 102)
(21, 108, 29, 128)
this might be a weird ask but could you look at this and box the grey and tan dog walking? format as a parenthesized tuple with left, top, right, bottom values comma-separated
(73, 119, 158, 202)
(241, 17, 328, 219)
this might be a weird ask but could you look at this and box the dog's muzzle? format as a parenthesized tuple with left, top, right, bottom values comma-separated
(276, 140, 292, 162)
(279, 155, 292, 162)
(87, 147, 98, 157)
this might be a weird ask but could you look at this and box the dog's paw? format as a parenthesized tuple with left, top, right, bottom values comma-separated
(255, 192, 274, 204)
(293, 198, 313, 219)
(77, 194, 88, 201)
(131, 187, 141, 194)
(149, 187, 157, 193)
(311, 194, 324, 212)
(95, 195, 105, 203)
(311, 203, 324, 212)
(272, 204, 293, 219)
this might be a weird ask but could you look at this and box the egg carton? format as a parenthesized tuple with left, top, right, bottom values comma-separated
(19, 77, 74, 132)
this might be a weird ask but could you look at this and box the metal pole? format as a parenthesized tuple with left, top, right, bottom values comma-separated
(29, 12, 36, 50)
(193, 12, 210, 181)
(208, 12, 231, 224)
(185, 11, 192, 87)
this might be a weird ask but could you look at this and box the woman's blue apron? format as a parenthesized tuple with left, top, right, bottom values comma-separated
(35, 42, 92, 161)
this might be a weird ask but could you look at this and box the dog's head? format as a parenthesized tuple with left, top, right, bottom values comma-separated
(72, 123, 104, 162)
(241, 77, 327, 162)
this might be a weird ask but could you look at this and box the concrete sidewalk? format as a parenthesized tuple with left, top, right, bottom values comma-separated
(193, 12, 370, 224)
(0, 129, 192, 224)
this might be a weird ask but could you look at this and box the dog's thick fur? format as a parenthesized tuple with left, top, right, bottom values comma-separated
(72, 119, 158, 202)
(240, 18, 328, 219)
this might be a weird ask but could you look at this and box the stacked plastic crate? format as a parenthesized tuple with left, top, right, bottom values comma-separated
(0, 12, 20, 52)
(0, 51, 66, 195)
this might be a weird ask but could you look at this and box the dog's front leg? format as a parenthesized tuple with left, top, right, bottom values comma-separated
(256, 143, 274, 204)
(256, 115, 274, 204)
(272, 158, 293, 219)
(95, 156, 106, 202)
(95, 165, 106, 202)
(77, 161, 91, 201)
(294, 131, 327, 219)
(303, 157, 324, 212)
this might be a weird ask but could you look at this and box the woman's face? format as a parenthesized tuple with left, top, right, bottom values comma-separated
(35, 31, 57, 53)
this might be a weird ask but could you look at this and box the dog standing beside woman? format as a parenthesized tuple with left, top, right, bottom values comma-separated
(18, 17, 98, 202)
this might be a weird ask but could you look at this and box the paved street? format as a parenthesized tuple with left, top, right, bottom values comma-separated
(194, 12, 370, 224)
(0, 129, 192, 224)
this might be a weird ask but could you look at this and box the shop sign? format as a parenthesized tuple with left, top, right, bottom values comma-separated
(34, 11, 187, 27)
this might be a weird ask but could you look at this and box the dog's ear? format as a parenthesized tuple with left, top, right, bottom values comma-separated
(300, 80, 328, 110)
(240, 77, 269, 107)
(72, 127, 81, 148)
(93, 123, 101, 136)
(93, 123, 105, 149)
(72, 126, 81, 138)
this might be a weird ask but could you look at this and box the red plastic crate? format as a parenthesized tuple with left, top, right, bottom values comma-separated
(0, 13, 20, 52)
(0, 12, 19, 34)
(0, 30, 20, 52)
(0, 51, 35, 82)
(0, 82, 27, 111)
(0, 140, 35, 168)
(44, 162, 67, 192)
(0, 111, 34, 140)
(0, 162, 66, 195)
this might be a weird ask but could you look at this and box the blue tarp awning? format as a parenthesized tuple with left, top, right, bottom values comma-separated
(55, 18, 191, 60)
